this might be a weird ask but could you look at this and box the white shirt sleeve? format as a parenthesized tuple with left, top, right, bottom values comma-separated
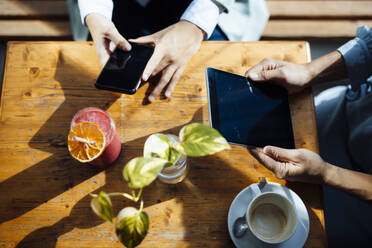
(338, 25, 372, 90)
(78, 0, 114, 25)
(180, 0, 220, 39)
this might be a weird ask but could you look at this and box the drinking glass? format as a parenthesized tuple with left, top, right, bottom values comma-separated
(70, 107, 121, 167)
(157, 134, 188, 184)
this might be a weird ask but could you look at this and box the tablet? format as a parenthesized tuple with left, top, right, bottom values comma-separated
(206, 67, 295, 148)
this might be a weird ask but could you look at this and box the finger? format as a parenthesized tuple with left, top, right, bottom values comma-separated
(248, 147, 281, 173)
(263, 146, 298, 162)
(96, 39, 110, 66)
(165, 66, 184, 98)
(246, 67, 284, 82)
(105, 27, 131, 51)
(103, 38, 112, 55)
(142, 47, 164, 81)
(129, 35, 155, 44)
(148, 66, 176, 102)
(257, 69, 285, 82)
(98, 51, 109, 66)
(150, 59, 169, 78)
(245, 58, 275, 78)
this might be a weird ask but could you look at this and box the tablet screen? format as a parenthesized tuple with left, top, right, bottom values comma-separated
(206, 67, 294, 148)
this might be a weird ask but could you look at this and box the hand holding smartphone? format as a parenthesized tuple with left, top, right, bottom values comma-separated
(95, 43, 154, 94)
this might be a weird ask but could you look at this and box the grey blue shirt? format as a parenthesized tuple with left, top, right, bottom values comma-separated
(338, 25, 372, 91)
(316, 25, 372, 173)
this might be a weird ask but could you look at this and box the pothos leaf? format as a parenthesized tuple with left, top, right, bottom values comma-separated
(90, 191, 114, 223)
(179, 123, 230, 156)
(143, 134, 170, 160)
(116, 207, 149, 248)
(123, 157, 168, 189)
(143, 133, 181, 167)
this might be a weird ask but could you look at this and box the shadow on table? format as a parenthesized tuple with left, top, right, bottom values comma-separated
(286, 181, 327, 247)
(0, 50, 120, 225)
(8, 49, 326, 247)
(14, 108, 198, 247)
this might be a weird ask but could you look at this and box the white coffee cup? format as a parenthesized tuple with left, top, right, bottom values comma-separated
(246, 184, 298, 244)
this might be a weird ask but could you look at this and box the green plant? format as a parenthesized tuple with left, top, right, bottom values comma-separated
(90, 123, 230, 247)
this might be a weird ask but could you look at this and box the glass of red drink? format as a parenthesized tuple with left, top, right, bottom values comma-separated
(70, 107, 121, 167)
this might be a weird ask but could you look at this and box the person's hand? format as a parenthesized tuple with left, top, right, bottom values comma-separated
(245, 59, 313, 94)
(129, 20, 204, 102)
(249, 146, 329, 184)
(85, 13, 132, 66)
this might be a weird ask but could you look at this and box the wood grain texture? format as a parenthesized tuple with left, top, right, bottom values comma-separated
(263, 20, 372, 38)
(0, 41, 326, 248)
(0, 0, 370, 38)
(0, 0, 70, 38)
(0, 20, 71, 37)
(0, 1, 68, 18)
(267, 1, 372, 19)
(264, 0, 372, 38)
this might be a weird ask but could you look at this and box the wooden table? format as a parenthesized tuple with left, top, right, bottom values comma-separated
(0, 41, 327, 247)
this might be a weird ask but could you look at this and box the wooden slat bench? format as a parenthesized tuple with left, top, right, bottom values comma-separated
(264, 0, 372, 38)
(0, 0, 72, 40)
(0, 1, 370, 40)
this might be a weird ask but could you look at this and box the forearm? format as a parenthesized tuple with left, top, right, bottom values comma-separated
(85, 13, 108, 38)
(323, 163, 372, 202)
(307, 51, 348, 87)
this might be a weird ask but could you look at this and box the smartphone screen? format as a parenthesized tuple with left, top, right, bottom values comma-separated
(206, 67, 295, 148)
(95, 43, 154, 94)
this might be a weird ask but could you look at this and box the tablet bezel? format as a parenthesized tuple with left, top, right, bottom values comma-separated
(205, 67, 295, 148)
(206, 67, 246, 146)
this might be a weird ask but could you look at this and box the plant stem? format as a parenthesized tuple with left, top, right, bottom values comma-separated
(123, 193, 136, 201)
(170, 141, 184, 155)
(139, 200, 144, 212)
(106, 188, 143, 202)
(107, 192, 136, 201)
(136, 188, 143, 202)
(107, 192, 125, 197)
(129, 188, 143, 202)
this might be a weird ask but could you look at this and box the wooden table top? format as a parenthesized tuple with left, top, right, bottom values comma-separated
(0, 41, 326, 248)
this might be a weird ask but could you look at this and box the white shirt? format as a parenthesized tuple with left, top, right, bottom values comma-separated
(78, 0, 220, 39)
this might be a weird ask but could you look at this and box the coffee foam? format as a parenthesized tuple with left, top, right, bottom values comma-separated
(250, 203, 288, 240)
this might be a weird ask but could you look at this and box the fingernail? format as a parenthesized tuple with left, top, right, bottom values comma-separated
(165, 91, 171, 98)
(126, 43, 132, 50)
(250, 73, 260, 80)
(263, 146, 272, 154)
(143, 73, 149, 81)
(148, 96, 155, 102)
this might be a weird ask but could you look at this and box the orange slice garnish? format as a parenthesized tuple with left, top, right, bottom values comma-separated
(68, 122, 106, 163)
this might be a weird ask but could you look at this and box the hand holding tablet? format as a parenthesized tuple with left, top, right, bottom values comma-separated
(206, 67, 295, 148)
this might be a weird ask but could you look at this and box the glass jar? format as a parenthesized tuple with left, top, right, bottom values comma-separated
(157, 134, 188, 184)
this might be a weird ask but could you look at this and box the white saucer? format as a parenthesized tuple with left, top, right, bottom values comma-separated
(228, 182, 309, 248)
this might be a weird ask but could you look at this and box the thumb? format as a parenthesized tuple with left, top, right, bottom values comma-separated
(129, 35, 155, 44)
(248, 147, 280, 173)
(263, 146, 297, 162)
(106, 28, 131, 51)
(248, 68, 284, 82)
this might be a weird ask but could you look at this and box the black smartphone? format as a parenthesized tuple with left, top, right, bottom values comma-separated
(206, 67, 294, 148)
(95, 43, 154, 94)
